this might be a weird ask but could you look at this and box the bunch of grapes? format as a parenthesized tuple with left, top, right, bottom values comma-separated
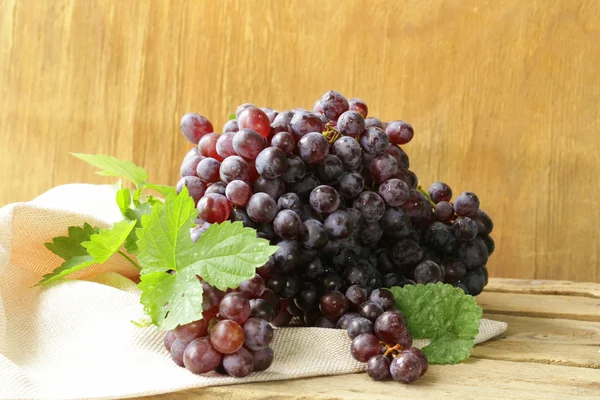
(163, 275, 276, 377)
(175, 90, 495, 379)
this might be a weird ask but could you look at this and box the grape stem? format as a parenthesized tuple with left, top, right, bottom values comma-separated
(417, 186, 436, 208)
(381, 342, 403, 357)
(322, 123, 342, 144)
(118, 250, 142, 271)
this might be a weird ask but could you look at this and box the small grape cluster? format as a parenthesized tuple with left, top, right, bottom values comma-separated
(342, 288, 428, 383)
(163, 274, 277, 377)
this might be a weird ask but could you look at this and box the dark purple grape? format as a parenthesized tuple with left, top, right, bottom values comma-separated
(458, 238, 489, 269)
(367, 355, 391, 381)
(360, 222, 383, 245)
(251, 346, 274, 372)
(321, 273, 343, 292)
(291, 175, 320, 201)
(374, 310, 408, 343)
(273, 240, 301, 274)
(358, 300, 384, 322)
(176, 176, 207, 204)
(314, 316, 337, 328)
(273, 110, 294, 125)
(390, 352, 422, 383)
(395, 169, 418, 189)
(205, 181, 226, 196)
(368, 154, 399, 183)
(164, 330, 176, 352)
(453, 217, 478, 241)
(238, 274, 265, 299)
(369, 289, 395, 311)
(247, 193, 278, 223)
(378, 179, 409, 207)
(243, 317, 274, 351)
(347, 316, 374, 339)
(317, 154, 344, 183)
(290, 111, 324, 140)
(462, 267, 486, 295)
(442, 259, 467, 283)
(364, 117, 385, 129)
(424, 222, 453, 250)
(359, 127, 389, 155)
(273, 210, 303, 240)
(295, 285, 318, 311)
(338, 172, 365, 198)
(297, 132, 330, 164)
(337, 110, 365, 137)
(380, 208, 412, 240)
(429, 182, 452, 203)
(348, 98, 368, 117)
(277, 192, 302, 213)
(223, 347, 254, 377)
(310, 185, 341, 214)
(223, 119, 239, 133)
(343, 265, 369, 287)
(324, 210, 353, 238)
(350, 333, 380, 362)
(304, 257, 326, 280)
(386, 121, 414, 145)
(271, 131, 295, 155)
(271, 303, 293, 327)
(403, 347, 428, 376)
(482, 235, 495, 255)
(454, 192, 480, 217)
(391, 239, 423, 267)
(320, 90, 349, 121)
(386, 145, 410, 170)
(249, 298, 274, 322)
(346, 285, 368, 309)
(336, 312, 360, 329)
(301, 219, 329, 249)
(475, 210, 494, 236)
(253, 176, 286, 200)
(332, 136, 362, 170)
(170, 339, 189, 367)
(255, 147, 288, 179)
(319, 290, 348, 318)
(434, 201, 455, 221)
(220, 156, 250, 183)
(281, 155, 306, 183)
(414, 260, 444, 284)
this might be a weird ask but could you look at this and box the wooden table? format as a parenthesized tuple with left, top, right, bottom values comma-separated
(144, 279, 600, 399)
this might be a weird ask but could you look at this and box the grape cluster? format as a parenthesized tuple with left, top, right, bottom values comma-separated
(176, 90, 495, 380)
(163, 275, 276, 377)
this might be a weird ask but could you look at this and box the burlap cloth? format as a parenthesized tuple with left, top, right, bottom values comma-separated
(0, 184, 507, 400)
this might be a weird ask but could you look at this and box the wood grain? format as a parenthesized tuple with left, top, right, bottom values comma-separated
(1, 0, 600, 281)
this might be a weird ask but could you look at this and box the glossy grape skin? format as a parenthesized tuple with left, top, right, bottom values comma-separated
(205, 181, 226, 196)
(201, 282, 226, 317)
(236, 103, 255, 118)
(176, 176, 207, 204)
(255, 146, 288, 179)
(337, 110, 365, 137)
(196, 157, 221, 183)
(273, 110, 295, 125)
(386, 120, 414, 145)
(324, 210, 353, 239)
(277, 192, 303, 213)
(367, 355, 391, 381)
(170, 339, 189, 367)
(261, 107, 278, 122)
(273, 209, 303, 240)
(403, 347, 428, 376)
(210, 320, 245, 354)
(346, 316, 375, 339)
(223, 119, 239, 133)
(294, 285, 318, 311)
(463, 267, 486, 295)
(378, 178, 409, 207)
(442, 259, 467, 283)
(216, 131, 238, 159)
(253, 177, 286, 200)
(239, 274, 265, 299)
(301, 219, 329, 249)
(332, 136, 362, 170)
(348, 98, 368, 117)
(350, 333, 380, 362)
(345, 284, 368, 309)
(390, 352, 423, 384)
(290, 111, 324, 140)
(395, 169, 418, 189)
(336, 312, 360, 329)
(380, 208, 412, 241)
(429, 182, 453, 203)
(386, 144, 410, 170)
(297, 132, 330, 164)
(359, 127, 389, 155)
(271, 240, 301, 274)
(414, 260, 444, 284)
(164, 330, 176, 352)
(353, 191, 386, 223)
(247, 193, 278, 224)
(291, 175, 321, 201)
(233, 129, 266, 160)
(225, 180, 252, 206)
(198, 132, 223, 161)
(369, 288, 395, 311)
(249, 298, 274, 322)
(358, 300, 384, 322)
(338, 172, 365, 198)
(434, 201, 455, 221)
(453, 217, 479, 241)
(243, 317, 274, 351)
(180, 151, 203, 177)
(197, 193, 231, 223)
(280, 154, 306, 184)
(374, 310, 408, 343)
(223, 347, 255, 377)
(174, 319, 208, 343)
(458, 238, 489, 269)
(424, 222, 453, 250)
(271, 131, 295, 155)
(180, 113, 213, 144)
(454, 192, 480, 217)
(320, 90, 349, 121)
(219, 292, 251, 325)
(368, 154, 399, 183)
(183, 337, 222, 374)
(220, 156, 250, 183)
(238, 106, 271, 138)
(475, 210, 494, 236)
(252, 346, 274, 371)
(310, 185, 341, 214)
(317, 154, 344, 183)
(259, 288, 281, 315)
(319, 290, 348, 318)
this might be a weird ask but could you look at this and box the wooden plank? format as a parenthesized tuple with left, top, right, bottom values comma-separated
(140, 359, 600, 400)
(477, 291, 600, 322)
(473, 314, 600, 368)
(486, 279, 600, 298)
(2, 0, 600, 282)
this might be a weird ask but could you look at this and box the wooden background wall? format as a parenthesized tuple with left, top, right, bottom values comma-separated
(1, 0, 599, 282)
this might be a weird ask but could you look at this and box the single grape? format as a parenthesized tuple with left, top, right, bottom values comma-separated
(303, 257, 326, 279)
(315, 316, 337, 328)
(247, 193, 278, 223)
(273, 209, 303, 240)
(174, 319, 208, 343)
(223, 347, 255, 377)
(350, 333, 380, 362)
(261, 107, 279, 122)
(272, 239, 301, 274)
(336, 312, 360, 329)
(342, 265, 369, 287)
(310, 185, 341, 214)
(386, 120, 414, 145)
(403, 347, 429, 376)
(223, 119, 239, 133)
(358, 300, 384, 322)
(238, 106, 271, 138)
(346, 284, 368, 309)
(324, 210, 353, 239)
(277, 192, 303, 213)
(281, 274, 302, 299)
(395, 169, 418, 189)
(197, 193, 231, 223)
(317, 154, 344, 183)
(364, 117, 385, 129)
(369, 288, 395, 311)
(353, 191, 386, 223)
(230, 208, 255, 229)
(442, 259, 467, 283)
(266, 273, 285, 295)
(180, 151, 203, 177)
(252, 346, 274, 372)
(414, 260, 444, 284)
(338, 172, 365, 198)
(390, 352, 422, 384)
(380, 208, 412, 240)
(378, 179, 409, 207)
(280, 154, 306, 183)
(424, 222, 453, 250)
(271, 303, 293, 327)
(259, 288, 281, 315)
(359, 127, 389, 155)
(220, 156, 250, 183)
(332, 136, 362, 170)
(180, 112, 213, 144)
(183, 337, 222, 374)
(367, 354, 391, 381)
(205, 181, 226, 196)
(348, 98, 368, 117)
(462, 267, 486, 295)
(347, 316, 374, 339)
(176, 176, 207, 204)
(321, 273, 343, 292)
(454, 192, 480, 217)
(458, 238, 489, 269)
(320, 90, 349, 121)
(243, 317, 274, 351)
(236, 103, 255, 118)
(319, 290, 348, 318)
(482, 235, 495, 255)
(255, 147, 288, 179)
(368, 154, 399, 183)
(300, 218, 330, 249)
(239, 274, 265, 299)
(219, 292, 251, 325)
(475, 210, 494, 236)
(170, 339, 189, 367)
(337, 110, 365, 137)
(386, 144, 410, 170)
(196, 158, 221, 183)
(232, 129, 266, 160)
(390, 239, 422, 267)
(198, 132, 223, 161)
(216, 131, 238, 159)
(164, 330, 176, 352)
(273, 110, 295, 125)
(224, 180, 252, 207)
(294, 284, 318, 311)
(210, 320, 245, 354)
(290, 111, 324, 140)
(374, 310, 408, 343)
(271, 131, 295, 155)
(360, 222, 384, 245)
(429, 182, 452, 203)
(297, 132, 330, 164)
(434, 201, 455, 221)
(249, 298, 274, 322)
(253, 176, 286, 200)
(453, 216, 478, 241)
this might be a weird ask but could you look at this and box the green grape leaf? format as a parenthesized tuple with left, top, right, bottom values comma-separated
(145, 183, 177, 197)
(389, 283, 483, 364)
(228, 114, 236, 120)
(44, 223, 99, 261)
(71, 153, 148, 188)
(116, 189, 132, 214)
(123, 202, 153, 254)
(82, 220, 136, 263)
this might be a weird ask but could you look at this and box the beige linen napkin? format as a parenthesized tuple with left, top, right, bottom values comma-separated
(0, 184, 507, 400)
